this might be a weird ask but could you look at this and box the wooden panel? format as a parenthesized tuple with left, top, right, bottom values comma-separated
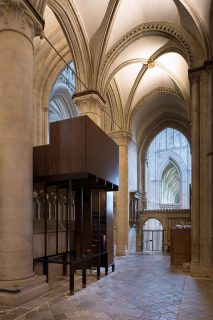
(170, 228, 191, 265)
(33, 116, 119, 187)
(33, 145, 49, 178)
(34, 117, 86, 178)
(86, 119, 119, 186)
(50, 117, 86, 175)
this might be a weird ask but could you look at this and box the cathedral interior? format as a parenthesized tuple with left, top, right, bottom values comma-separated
(0, 0, 213, 319)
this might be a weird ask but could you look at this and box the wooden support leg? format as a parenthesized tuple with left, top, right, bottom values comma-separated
(43, 261, 49, 282)
(69, 266, 74, 295)
(63, 253, 67, 276)
(105, 266, 108, 275)
(82, 268, 87, 288)
(97, 266, 100, 280)
(112, 264, 115, 272)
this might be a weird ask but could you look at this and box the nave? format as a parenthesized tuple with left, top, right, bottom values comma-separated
(1, 254, 213, 320)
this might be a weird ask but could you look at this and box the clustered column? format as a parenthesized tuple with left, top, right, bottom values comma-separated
(0, 0, 48, 306)
(189, 62, 213, 277)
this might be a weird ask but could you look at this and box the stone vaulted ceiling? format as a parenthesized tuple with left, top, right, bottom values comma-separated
(34, 0, 212, 143)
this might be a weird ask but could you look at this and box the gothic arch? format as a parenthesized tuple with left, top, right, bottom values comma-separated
(139, 113, 191, 162)
(33, 34, 72, 145)
(144, 129, 191, 209)
(161, 161, 181, 205)
(138, 119, 191, 206)
(157, 152, 187, 183)
(157, 155, 186, 207)
(49, 85, 78, 121)
(47, 0, 92, 90)
(129, 88, 188, 134)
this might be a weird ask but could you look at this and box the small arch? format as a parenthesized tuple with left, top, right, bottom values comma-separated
(142, 218, 163, 252)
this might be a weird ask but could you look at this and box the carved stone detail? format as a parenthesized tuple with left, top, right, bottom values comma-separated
(0, 0, 43, 39)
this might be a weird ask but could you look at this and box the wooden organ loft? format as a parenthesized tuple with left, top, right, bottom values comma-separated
(33, 116, 119, 294)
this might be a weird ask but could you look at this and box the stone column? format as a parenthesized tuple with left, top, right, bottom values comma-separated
(0, 0, 48, 306)
(109, 130, 132, 255)
(73, 90, 105, 128)
(189, 62, 213, 278)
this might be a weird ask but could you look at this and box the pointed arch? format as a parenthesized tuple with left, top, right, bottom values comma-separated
(161, 161, 181, 204)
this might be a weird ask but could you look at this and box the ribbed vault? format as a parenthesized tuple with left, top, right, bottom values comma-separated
(33, 0, 213, 144)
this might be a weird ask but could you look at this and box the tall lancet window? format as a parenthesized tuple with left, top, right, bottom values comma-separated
(161, 162, 181, 205)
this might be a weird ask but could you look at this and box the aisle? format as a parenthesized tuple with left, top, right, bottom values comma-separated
(0, 253, 213, 319)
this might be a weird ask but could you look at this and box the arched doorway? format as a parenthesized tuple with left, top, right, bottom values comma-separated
(142, 218, 163, 252)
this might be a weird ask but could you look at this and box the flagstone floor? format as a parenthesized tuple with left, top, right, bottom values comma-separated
(0, 253, 213, 320)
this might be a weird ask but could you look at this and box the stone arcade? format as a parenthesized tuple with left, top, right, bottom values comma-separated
(0, 0, 213, 313)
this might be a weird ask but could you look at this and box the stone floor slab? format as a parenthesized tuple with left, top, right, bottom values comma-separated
(0, 253, 213, 319)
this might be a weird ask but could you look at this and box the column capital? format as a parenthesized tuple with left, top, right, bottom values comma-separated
(73, 90, 106, 128)
(0, 0, 45, 40)
(73, 90, 106, 112)
(109, 130, 132, 146)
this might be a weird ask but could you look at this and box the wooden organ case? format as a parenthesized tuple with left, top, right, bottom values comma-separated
(33, 116, 119, 294)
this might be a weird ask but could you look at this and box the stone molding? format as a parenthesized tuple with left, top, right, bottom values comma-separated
(0, 0, 44, 40)
(141, 209, 190, 213)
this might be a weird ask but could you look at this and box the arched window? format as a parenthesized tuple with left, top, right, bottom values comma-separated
(145, 128, 191, 209)
(161, 162, 181, 205)
(48, 62, 78, 141)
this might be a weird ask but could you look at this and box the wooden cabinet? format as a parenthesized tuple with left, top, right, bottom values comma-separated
(170, 227, 191, 265)
(33, 116, 118, 291)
